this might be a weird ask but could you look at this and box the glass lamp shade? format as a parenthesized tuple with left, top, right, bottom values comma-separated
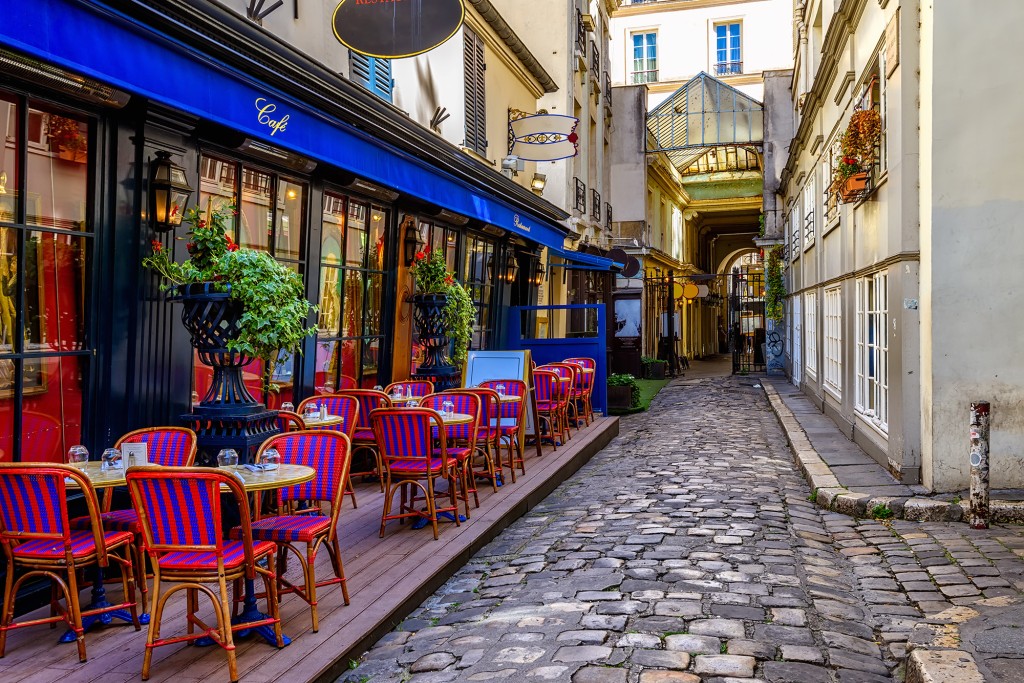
(404, 219, 425, 266)
(150, 151, 193, 233)
(504, 257, 520, 283)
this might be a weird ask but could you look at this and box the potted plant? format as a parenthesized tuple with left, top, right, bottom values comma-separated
(641, 355, 667, 379)
(47, 115, 88, 163)
(143, 202, 315, 412)
(830, 109, 882, 202)
(607, 373, 640, 412)
(409, 247, 474, 390)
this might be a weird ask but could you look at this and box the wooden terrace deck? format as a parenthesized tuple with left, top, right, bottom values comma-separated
(0, 417, 619, 683)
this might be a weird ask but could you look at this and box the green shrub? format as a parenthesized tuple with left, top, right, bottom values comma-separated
(607, 373, 641, 408)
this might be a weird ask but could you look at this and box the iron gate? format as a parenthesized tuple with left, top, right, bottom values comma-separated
(643, 270, 680, 373)
(729, 266, 766, 373)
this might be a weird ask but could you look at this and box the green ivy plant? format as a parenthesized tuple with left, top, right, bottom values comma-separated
(142, 204, 316, 365)
(410, 247, 475, 367)
(607, 373, 641, 408)
(764, 244, 785, 324)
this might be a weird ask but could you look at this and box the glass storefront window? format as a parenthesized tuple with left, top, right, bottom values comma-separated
(318, 191, 390, 390)
(463, 233, 496, 350)
(0, 93, 93, 463)
(195, 154, 307, 408)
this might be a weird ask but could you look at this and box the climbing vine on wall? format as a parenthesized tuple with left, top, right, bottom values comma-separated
(765, 245, 785, 324)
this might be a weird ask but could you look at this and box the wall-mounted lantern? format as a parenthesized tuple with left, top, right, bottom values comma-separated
(402, 215, 426, 266)
(150, 151, 193, 233)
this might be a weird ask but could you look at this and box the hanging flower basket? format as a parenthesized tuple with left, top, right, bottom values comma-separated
(839, 171, 870, 203)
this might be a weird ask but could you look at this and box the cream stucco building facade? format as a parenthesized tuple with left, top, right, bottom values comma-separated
(778, 0, 1024, 492)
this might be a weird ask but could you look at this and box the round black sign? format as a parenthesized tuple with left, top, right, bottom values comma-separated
(333, 0, 466, 59)
(621, 256, 642, 278)
(607, 248, 629, 266)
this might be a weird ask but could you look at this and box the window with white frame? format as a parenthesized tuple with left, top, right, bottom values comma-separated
(713, 22, 742, 75)
(856, 273, 888, 431)
(803, 175, 816, 247)
(824, 287, 842, 394)
(790, 204, 801, 259)
(630, 32, 658, 84)
(823, 138, 840, 222)
(785, 303, 792, 356)
(804, 290, 817, 378)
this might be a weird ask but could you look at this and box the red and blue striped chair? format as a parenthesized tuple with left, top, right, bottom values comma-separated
(533, 369, 567, 449)
(339, 389, 393, 493)
(126, 466, 281, 682)
(276, 410, 307, 433)
(479, 379, 529, 482)
(384, 380, 434, 400)
(420, 392, 482, 517)
(564, 357, 596, 426)
(460, 387, 504, 490)
(297, 393, 359, 507)
(371, 408, 461, 540)
(538, 364, 578, 439)
(70, 426, 197, 615)
(0, 464, 139, 663)
(231, 431, 352, 632)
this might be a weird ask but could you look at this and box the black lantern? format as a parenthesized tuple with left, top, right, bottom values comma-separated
(149, 151, 193, 233)
(530, 256, 545, 286)
(504, 255, 520, 283)
(403, 216, 426, 266)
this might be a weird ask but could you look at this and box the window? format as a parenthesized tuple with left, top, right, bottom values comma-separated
(856, 273, 888, 431)
(824, 287, 842, 395)
(822, 150, 838, 224)
(316, 193, 390, 390)
(630, 32, 658, 84)
(803, 175, 816, 247)
(197, 155, 307, 406)
(464, 27, 487, 157)
(714, 22, 742, 75)
(349, 52, 393, 102)
(0, 95, 94, 463)
(462, 233, 496, 350)
(804, 290, 817, 378)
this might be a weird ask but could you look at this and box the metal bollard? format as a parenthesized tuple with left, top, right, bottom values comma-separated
(969, 401, 990, 529)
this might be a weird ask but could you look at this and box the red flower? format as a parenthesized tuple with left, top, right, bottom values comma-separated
(842, 156, 858, 165)
(444, 275, 454, 286)
(227, 242, 239, 252)
(197, 220, 207, 228)
(150, 240, 163, 253)
(415, 251, 425, 261)
(186, 242, 196, 252)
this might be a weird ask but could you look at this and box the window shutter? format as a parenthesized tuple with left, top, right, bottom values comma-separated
(464, 28, 487, 156)
(349, 51, 393, 102)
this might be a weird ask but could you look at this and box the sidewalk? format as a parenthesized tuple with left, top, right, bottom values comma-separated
(761, 376, 1024, 524)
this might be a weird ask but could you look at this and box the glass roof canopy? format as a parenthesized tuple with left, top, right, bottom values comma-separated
(647, 72, 764, 174)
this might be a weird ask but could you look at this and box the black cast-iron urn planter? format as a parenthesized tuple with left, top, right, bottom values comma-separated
(410, 293, 460, 391)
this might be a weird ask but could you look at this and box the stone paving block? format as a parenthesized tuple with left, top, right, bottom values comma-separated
(637, 672, 700, 683)
(572, 667, 627, 683)
(552, 646, 612, 663)
(630, 649, 691, 669)
(693, 655, 756, 677)
(664, 634, 722, 654)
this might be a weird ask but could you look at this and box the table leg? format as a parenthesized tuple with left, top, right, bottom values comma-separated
(59, 565, 148, 644)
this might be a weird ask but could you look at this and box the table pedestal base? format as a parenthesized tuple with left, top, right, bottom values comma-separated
(59, 567, 148, 643)
(195, 578, 289, 648)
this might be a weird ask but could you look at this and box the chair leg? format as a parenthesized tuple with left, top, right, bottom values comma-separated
(0, 558, 14, 657)
(265, 554, 284, 648)
(425, 476, 439, 541)
(330, 537, 350, 605)
(66, 561, 87, 662)
(142, 569, 164, 681)
(187, 587, 197, 637)
(216, 576, 238, 683)
(345, 475, 358, 508)
(134, 539, 148, 616)
(380, 474, 394, 538)
(118, 549, 141, 629)
(305, 544, 319, 632)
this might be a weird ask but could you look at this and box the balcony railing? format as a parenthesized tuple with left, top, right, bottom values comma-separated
(630, 69, 658, 84)
(714, 61, 743, 76)
(604, 73, 612, 105)
(575, 9, 586, 57)
(605, 202, 612, 231)
(590, 40, 600, 75)
(574, 177, 587, 213)
(591, 189, 602, 221)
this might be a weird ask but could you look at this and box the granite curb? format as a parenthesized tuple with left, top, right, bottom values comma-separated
(760, 380, 1024, 525)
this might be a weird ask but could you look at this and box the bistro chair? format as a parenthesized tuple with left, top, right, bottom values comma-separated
(384, 380, 434, 400)
(479, 379, 529, 482)
(0, 463, 140, 663)
(460, 387, 505, 489)
(564, 357, 597, 426)
(421, 392, 483, 517)
(276, 410, 306, 433)
(533, 369, 567, 449)
(126, 466, 282, 682)
(538, 363, 579, 438)
(231, 431, 352, 632)
(70, 426, 197, 616)
(338, 389, 393, 493)
(297, 393, 359, 507)
(371, 408, 461, 541)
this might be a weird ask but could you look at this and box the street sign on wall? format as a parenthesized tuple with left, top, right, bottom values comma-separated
(333, 0, 465, 59)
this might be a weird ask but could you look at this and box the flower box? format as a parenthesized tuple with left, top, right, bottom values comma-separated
(839, 171, 869, 202)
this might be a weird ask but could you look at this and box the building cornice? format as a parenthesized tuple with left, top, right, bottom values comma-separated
(646, 72, 764, 94)
(97, 0, 569, 224)
(613, 0, 768, 19)
(466, 0, 558, 94)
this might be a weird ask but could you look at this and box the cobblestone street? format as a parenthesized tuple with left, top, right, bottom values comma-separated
(344, 374, 1024, 683)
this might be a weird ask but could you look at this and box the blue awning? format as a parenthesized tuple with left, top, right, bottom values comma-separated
(0, 0, 570, 251)
(547, 246, 618, 271)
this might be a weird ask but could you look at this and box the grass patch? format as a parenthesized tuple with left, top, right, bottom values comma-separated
(609, 378, 670, 415)
(871, 504, 895, 520)
(809, 488, 819, 504)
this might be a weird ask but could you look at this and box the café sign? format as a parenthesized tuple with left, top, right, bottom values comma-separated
(333, 0, 466, 59)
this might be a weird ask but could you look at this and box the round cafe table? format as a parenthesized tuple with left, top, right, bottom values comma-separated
(301, 413, 345, 428)
(67, 462, 315, 648)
